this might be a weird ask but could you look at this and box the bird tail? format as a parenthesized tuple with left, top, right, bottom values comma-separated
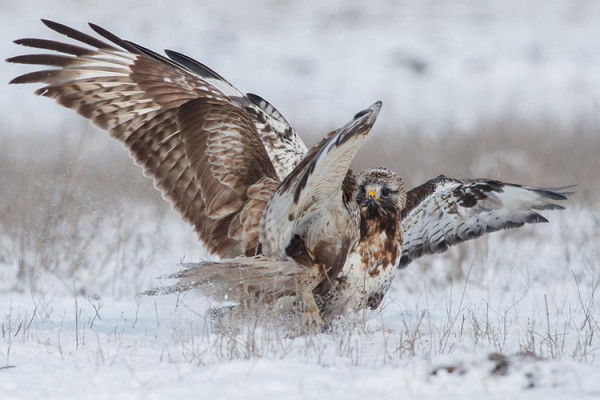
(141, 256, 308, 304)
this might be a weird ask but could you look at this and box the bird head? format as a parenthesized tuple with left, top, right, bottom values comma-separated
(356, 168, 406, 219)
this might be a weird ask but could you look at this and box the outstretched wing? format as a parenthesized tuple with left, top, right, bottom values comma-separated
(8, 19, 285, 257)
(261, 102, 382, 280)
(398, 175, 574, 268)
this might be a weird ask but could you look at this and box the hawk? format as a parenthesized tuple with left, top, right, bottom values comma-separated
(8, 20, 573, 328)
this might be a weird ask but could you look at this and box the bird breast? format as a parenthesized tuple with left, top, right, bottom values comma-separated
(322, 223, 402, 316)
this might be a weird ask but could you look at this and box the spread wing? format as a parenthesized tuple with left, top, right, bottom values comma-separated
(7, 19, 287, 257)
(398, 175, 574, 268)
(261, 102, 382, 280)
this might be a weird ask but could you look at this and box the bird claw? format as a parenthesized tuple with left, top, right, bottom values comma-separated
(301, 308, 324, 334)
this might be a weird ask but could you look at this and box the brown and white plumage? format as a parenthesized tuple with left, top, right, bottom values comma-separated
(316, 168, 406, 319)
(145, 103, 383, 328)
(148, 165, 407, 325)
(9, 20, 573, 328)
(8, 19, 387, 326)
(330, 175, 572, 318)
(289, 172, 573, 319)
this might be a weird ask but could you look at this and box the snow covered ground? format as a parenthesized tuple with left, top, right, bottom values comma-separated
(1, 1, 600, 399)
(0, 203, 599, 399)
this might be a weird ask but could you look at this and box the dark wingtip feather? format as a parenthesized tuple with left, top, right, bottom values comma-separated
(88, 22, 123, 44)
(11, 38, 94, 56)
(40, 19, 115, 50)
(532, 203, 565, 211)
(88, 22, 139, 53)
(6, 54, 75, 67)
(40, 18, 57, 28)
(9, 71, 48, 85)
(533, 184, 577, 201)
(40, 19, 75, 36)
(353, 101, 382, 120)
(165, 49, 231, 83)
(124, 40, 177, 66)
(524, 213, 548, 224)
(8, 76, 23, 85)
(13, 38, 43, 47)
(398, 255, 410, 268)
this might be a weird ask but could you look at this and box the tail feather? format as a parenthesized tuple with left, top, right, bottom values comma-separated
(142, 257, 307, 303)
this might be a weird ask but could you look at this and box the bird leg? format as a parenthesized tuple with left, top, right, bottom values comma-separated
(300, 289, 323, 334)
(296, 267, 324, 334)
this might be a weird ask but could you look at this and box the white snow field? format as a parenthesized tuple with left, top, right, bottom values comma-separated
(1, 1, 599, 399)
(0, 204, 598, 399)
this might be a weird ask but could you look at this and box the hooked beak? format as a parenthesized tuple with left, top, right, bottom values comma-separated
(366, 189, 377, 205)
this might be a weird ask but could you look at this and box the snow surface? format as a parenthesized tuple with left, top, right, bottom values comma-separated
(2, 1, 600, 399)
(1, 203, 598, 399)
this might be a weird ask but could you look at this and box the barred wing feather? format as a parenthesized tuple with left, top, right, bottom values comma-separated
(398, 176, 574, 268)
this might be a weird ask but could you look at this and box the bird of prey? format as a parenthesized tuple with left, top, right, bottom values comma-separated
(7, 20, 392, 328)
(8, 20, 572, 328)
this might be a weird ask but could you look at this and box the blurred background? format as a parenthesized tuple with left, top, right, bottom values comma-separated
(1, 0, 598, 295)
(3, 0, 600, 134)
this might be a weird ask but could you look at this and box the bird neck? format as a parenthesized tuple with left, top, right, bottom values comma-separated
(358, 207, 400, 245)
(356, 207, 402, 277)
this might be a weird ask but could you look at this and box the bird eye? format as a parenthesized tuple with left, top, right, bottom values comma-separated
(381, 188, 391, 197)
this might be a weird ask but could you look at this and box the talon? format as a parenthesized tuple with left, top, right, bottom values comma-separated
(301, 309, 324, 334)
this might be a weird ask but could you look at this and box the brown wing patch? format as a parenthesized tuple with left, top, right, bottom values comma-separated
(239, 177, 281, 256)
(178, 98, 279, 254)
